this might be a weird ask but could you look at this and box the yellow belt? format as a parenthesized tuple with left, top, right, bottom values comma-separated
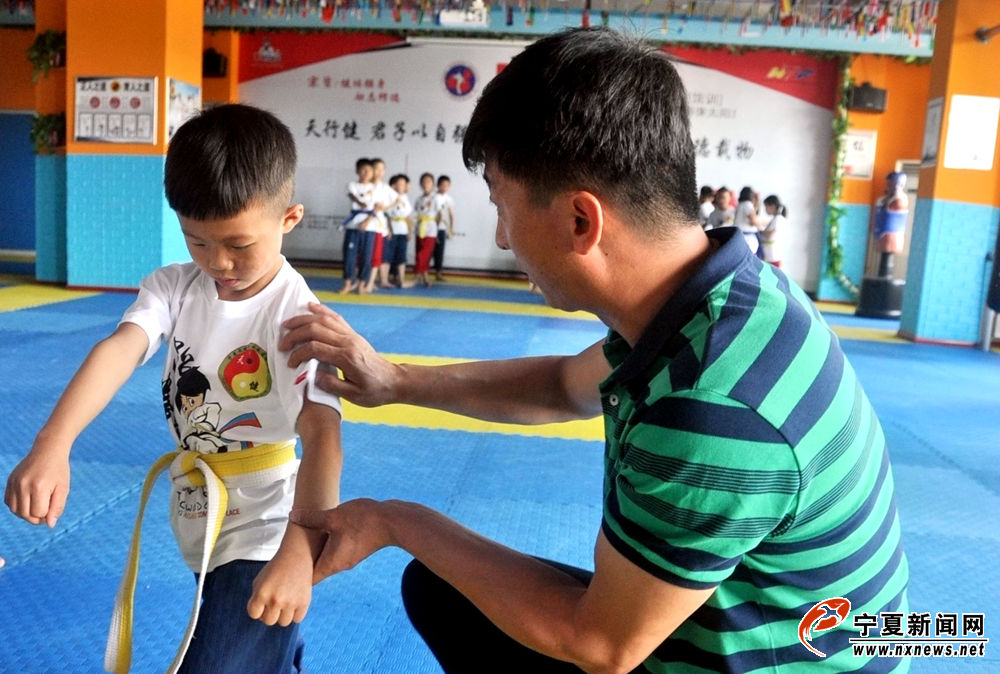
(417, 214, 435, 238)
(104, 441, 297, 674)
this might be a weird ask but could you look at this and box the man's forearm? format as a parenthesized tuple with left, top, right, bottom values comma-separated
(393, 357, 588, 425)
(382, 500, 614, 669)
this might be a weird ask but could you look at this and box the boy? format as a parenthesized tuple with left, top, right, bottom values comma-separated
(431, 175, 455, 281)
(412, 172, 439, 287)
(364, 158, 399, 293)
(384, 173, 415, 288)
(5, 104, 343, 674)
(341, 157, 376, 294)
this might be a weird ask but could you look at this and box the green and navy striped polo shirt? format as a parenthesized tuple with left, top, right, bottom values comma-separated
(600, 227, 909, 673)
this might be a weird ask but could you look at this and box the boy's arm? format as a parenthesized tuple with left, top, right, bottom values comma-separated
(247, 397, 343, 626)
(5, 322, 149, 527)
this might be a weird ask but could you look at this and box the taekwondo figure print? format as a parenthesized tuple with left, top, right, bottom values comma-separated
(162, 336, 269, 455)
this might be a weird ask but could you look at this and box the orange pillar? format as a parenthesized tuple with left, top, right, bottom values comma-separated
(899, 0, 1000, 343)
(203, 29, 240, 104)
(64, 0, 202, 288)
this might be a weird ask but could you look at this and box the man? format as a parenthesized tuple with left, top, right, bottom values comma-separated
(280, 28, 908, 673)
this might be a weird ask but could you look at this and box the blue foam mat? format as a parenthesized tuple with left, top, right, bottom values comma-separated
(0, 278, 997, 673)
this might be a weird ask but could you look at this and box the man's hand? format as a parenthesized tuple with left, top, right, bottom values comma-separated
(289, 499, 394, 585)
(280, 303, 402, 406)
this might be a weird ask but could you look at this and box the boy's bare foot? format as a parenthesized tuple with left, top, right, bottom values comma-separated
(400, 281, 416, 289)
(338, 281, 356, 294)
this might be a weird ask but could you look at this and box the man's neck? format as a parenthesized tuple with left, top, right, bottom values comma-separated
(598, 226, 715, 346)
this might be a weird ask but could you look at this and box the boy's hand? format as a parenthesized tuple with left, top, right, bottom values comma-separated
(247, 548, 313, 627)
(4, 440, 71, 528)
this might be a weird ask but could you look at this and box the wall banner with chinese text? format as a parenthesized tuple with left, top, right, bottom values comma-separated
(239, 33, 835, 290)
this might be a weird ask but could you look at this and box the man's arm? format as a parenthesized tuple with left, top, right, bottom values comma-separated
(248, 398, 343, 626)
(293, 500, 713, 673)
(5, 322, 149, 527)
(280, 303, 608, 424)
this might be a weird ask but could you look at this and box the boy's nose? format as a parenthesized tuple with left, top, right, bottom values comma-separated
(210, 247, 233, 270)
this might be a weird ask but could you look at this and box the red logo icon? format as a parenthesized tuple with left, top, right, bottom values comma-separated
(798, 597, 851, 657)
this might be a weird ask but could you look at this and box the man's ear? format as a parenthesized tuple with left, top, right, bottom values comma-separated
(282, 203, 305, 233)
(568, 191, 604, 254)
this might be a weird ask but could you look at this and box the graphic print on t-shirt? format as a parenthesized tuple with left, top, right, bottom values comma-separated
(219, 343, 271, 401)
(162, 337, 268, 454)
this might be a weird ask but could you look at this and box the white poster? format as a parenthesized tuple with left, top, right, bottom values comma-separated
(75, 76, 157, 144)
(921, 97, 943, 167)
(240, 36, 834, 291)
(843, 129, 878, 179)
(943, 95, 1000, 171)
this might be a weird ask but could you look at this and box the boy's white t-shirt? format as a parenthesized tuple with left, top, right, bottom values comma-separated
(371, 182, 399, 236)
(760, 213, 785, 263)
(733, 200, 760, 254)
(387, 193, 413, 235)
(433, 192, 455, 231)
(119, 259, 342, 572)
(415, 192, 439, 238)
(345, 181, 375, 229)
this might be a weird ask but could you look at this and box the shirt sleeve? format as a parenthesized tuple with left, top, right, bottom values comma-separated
(602, 389, 798, 590)
(118, 266, 180, 365)
(271, 275, 343, 430)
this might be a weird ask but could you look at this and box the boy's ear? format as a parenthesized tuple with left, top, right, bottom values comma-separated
(282, 203, 305, 233)
(567, 191, 603, 255)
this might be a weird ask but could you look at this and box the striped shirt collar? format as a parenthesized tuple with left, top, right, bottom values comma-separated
(605, 226, 753, 386)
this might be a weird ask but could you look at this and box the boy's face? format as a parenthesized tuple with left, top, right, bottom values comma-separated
(392, 179, 409, 194)
(359, 165, 374, 183)
(373, 161, 386, 182)
(179, 200, 303, 301)
(421, 176, 434, 193)
(437, 179, 450, 194)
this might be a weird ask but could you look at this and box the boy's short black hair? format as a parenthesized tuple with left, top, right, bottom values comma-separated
(356, 157, 374, 172)
(419, 172, 434, 184)
(437, 175, 450, 185)
(463, 27, 698, 236)
(165, 103, 296, 220)
(699, 185, 715, 199)
(389, 173, 410, 186)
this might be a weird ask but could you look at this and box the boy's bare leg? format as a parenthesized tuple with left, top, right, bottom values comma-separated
(397, 264, 414, 288)
(378, 263, 393, 288)
(339, 280, 357, 294)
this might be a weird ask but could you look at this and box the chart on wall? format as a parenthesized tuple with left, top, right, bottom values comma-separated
(239, 33, 835, 290)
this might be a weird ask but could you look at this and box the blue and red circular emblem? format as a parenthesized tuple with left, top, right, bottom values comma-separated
(444, 65, 476, 97)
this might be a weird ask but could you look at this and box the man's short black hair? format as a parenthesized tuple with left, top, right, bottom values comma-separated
(389, 173, 410, 186)
(165, 103, 296, 220)
(463, 27, 698, 235)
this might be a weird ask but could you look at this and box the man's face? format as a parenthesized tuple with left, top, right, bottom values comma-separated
(486, 168, 568, 309)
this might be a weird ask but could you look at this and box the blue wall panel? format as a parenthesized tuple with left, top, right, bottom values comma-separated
(901, 198, 1000, 343)
(817, 203, 869, 302)
(0, 113, 36, 253)
(66, 154, 174, 289)
(35, 154, 67, 282)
